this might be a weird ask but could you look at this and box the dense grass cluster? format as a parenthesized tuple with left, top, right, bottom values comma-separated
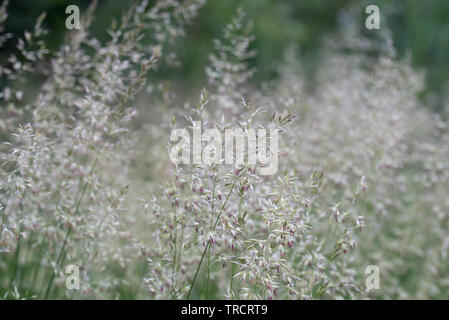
(0, 1, 448, 299)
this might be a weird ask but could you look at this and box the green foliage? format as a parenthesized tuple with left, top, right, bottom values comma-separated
(2, 0, 449, 110)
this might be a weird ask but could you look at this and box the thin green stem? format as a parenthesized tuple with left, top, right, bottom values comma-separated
(29, 238, 46, 295)
(171, 205, 178, 299)
(1, 192, 10, 229)
(11, 192, 27, 292)
(44, 157, 97, 299)
(230, 262, 235, 293)
(206, 176, 217, 299)
(187, 167, 243, 299)
(44, 225, 71, 299)
(206, 243, 210, 299)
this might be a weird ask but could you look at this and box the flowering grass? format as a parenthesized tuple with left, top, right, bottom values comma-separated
(0, 0, 448, 300)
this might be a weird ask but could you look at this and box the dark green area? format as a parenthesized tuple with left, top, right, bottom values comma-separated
(2, 0, 449, 110)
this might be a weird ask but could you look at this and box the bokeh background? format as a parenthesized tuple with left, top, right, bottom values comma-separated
(2, 0, 449, 112)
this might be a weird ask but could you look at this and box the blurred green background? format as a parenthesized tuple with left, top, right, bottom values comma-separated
(2, 0, 449, 111)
